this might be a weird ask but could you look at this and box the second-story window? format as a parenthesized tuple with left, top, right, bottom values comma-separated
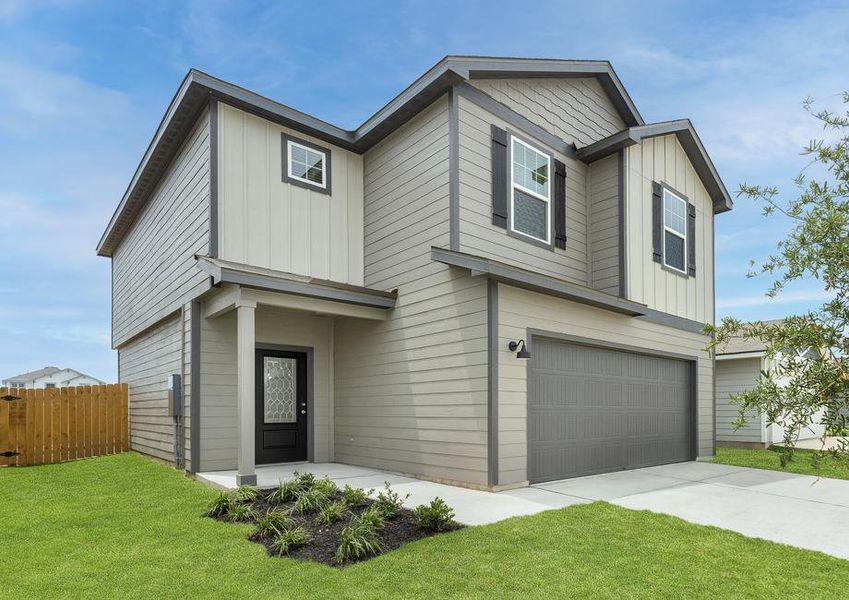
(288, 140, 326, 188)
(663, 188, 687, 273)
(510, 137, 551, 244)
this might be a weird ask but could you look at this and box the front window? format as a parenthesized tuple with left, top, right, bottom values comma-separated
(287, 140, 326, 188)
(663, 188, 687, 273)
(510, 137, 551, 243)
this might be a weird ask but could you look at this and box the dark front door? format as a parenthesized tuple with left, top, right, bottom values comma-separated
(255, 349, 308, 464)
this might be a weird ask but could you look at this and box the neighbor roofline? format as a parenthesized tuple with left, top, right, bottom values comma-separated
(97, 56, 647, 256)
(576, 119, 733, 214)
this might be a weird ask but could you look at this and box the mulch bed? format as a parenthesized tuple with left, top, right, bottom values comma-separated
(210, 489, 463, 567)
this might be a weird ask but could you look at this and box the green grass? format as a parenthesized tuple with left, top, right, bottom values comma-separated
(1, 453, 847, 599)
(714, 446, 849, 481)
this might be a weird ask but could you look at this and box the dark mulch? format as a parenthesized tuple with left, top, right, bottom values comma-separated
(211, 489, 463, 567)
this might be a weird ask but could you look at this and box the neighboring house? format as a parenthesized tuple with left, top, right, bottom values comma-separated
(716, 321, 825, 447)
(97, 56, 732, 489)
(2, 366, 106, 390)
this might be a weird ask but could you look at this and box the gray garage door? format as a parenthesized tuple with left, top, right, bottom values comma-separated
(528, 338, 694, 483)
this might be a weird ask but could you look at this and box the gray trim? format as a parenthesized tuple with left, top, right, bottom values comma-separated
(195, 256, 397, 309)
(448, 88, 460, 251)
(208, 100, 219, 259)
(691, 360, 700, 460)
(526, 328, 701, 362)
(457, 82, 578, 159)
(487, 279, 499, 487)
(577, 120, 733, 214)
(281, 133, 333, 195)
(432, 247, 647, 317)
(255, 343, 315, 463)
(189, 299, 200, 473)
(97, 56, 644, 256)
(635, 306, 707, 335)
(711, 209, 717, 457)
(617, 149, 627, 298)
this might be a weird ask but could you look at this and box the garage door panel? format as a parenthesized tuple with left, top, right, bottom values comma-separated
(528, 338, 693, 483)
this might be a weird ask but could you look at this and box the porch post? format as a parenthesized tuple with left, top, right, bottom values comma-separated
(236, 301, 257, 486)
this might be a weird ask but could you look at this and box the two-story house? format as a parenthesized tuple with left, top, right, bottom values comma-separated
(98, 56, 732, 489)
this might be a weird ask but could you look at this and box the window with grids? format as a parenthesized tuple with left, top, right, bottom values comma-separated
(663, 188, 687, 272)
(287, 140, 326, 188)
(510, 137, 551, 243)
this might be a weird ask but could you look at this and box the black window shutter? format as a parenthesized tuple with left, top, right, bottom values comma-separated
(652, 181, 663, 263)
(687, 202, 697, 277)
(491, 125, 509, 228)
(553, 159, 567, 249)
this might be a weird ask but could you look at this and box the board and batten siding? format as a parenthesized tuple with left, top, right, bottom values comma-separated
(457, 95, 590, 286)
(217, 103, 365, 286)
(334, 96, 491, 487)
(470, 78, 626, 147)
(588, 153, 620, 294)
(197, 305, 335, 471)
(497, 283, 714, 486)
(715, 357, 764, 444)
(625, 134, 715, 323)
(112, 106, 212, 348)
(119, 313, 182, 463)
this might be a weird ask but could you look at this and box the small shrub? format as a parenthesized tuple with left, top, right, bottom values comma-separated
(312, 476, 338, 497)
(232, 485, 259, 503)
(255, 508, 295, 537)
(316, 500, 347, 525)
(273, 526, 310, 555)
(268, 480, 300, 504)
(205, 491, 235, 517)
(342, 484, 372, 507)
(335, 513, 383, 563)
(293, 487, 333, 514)
(414, 497, 455, 531)
(293, 471, 316, 489)
(357, 506, 385, 530)
(373, 482, 410, 518)
(227, 503, 257, 523)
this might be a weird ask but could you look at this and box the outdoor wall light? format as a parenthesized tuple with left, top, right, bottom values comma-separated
(508, 339, 531, 359)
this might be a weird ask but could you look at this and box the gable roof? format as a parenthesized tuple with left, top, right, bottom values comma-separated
(3, 366, 61, 383)
(576, 120, 733, 213)
(96, 56, 717, 257)
(716, 319, 785, 356)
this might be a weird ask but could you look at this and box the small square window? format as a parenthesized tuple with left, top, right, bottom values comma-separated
(662, 188, 687, 273)
(282, 135, 332, 194)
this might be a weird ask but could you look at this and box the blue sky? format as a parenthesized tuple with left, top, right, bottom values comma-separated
(1, 0, 846, 382)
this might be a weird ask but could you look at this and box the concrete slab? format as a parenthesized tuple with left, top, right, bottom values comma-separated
(497, 486, 588, 509)
(633, 461, 749, 482)
(613, 481, 849, 560)
(709, 469, 849, 508)
(535, 469, 692, 500)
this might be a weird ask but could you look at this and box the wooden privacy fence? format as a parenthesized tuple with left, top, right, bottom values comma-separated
(0, 384, 128, 467)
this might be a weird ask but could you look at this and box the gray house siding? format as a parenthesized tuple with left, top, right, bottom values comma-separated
(334, 96, 491, 487)
(119, 313, 182, 463)
(715, 357, 764, 444)
(457, 95, 590, 285)
(587, 153, 620, 295)
(112, 106, 212, 348)
(470, 78, 626, 147)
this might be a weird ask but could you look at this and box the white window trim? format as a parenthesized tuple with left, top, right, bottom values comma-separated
(662, 187, 687, 274)
(287, 140, 327, 189)
(509, 136, 552, 244)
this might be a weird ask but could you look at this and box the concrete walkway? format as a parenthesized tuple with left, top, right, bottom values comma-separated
(198, 461, 849, 560)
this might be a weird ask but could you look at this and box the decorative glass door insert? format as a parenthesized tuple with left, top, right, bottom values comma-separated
(264, 357, 297, 424)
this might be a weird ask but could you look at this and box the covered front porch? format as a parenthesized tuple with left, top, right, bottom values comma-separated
(195, 256, 396, 486)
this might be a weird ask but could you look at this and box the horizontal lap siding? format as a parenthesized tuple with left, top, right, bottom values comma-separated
(497, 283, 714, 485)
(217, 104, 364, 286)
(119, 314, 182, 462)
(458, 96, 589, 285)
(335, 96, 490, 486)
(588, 154, 620, 294)
(112, 107, 211, 348)
(470, 78, 626, 147)
(626, 135, 714, 322)
(715, 358, 764, 443)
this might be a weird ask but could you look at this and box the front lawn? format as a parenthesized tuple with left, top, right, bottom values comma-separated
(1, 454, 847, 599)
(714, 446, 849, 481)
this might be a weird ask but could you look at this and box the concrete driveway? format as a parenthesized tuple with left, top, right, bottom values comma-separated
(198, 461, 849, 560)
(522, 461, 849, 560)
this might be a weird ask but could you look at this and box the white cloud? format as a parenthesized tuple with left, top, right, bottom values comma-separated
(717, 288, 833, 310)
